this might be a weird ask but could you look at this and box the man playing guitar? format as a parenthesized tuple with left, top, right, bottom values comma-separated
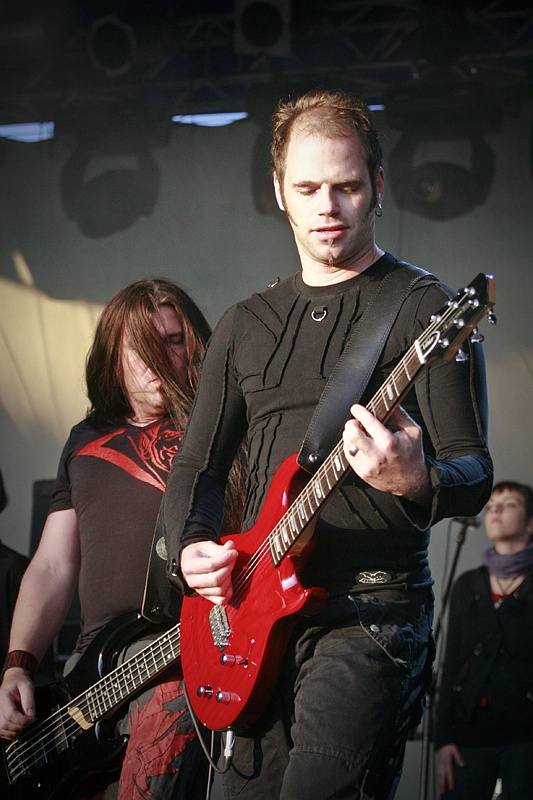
(161, 89, 494, 799)
(0, 279, 237, 799)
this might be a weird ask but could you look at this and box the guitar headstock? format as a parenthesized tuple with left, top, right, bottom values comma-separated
(418, 273, 496, 364)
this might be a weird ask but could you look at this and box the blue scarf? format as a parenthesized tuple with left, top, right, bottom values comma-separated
(482, 542, 533, 578)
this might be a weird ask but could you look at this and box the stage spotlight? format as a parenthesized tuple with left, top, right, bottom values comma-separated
(60, 146, 160, 237)
(385, 84, 500, 221)
(88, 15, 136, 76)
(234, 0, 291, 57)
(388, 129, 495, 221)
(251, 126, 282, 215)
(58, 110, 168, 237)
(247, 88, 286, 215)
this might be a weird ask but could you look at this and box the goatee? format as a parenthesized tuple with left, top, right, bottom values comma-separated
(327, 238, 335, 267)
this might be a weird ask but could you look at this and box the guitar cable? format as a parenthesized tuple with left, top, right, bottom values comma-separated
(182, 679, 236, 775)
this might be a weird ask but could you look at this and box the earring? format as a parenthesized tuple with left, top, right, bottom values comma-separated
(375, 203, 383, 217)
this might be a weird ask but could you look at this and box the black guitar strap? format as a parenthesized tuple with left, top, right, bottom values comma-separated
(142, 508, 183, 622)
(297, 261, 433, 475)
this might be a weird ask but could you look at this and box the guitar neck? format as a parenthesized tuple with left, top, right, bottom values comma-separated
(269, 341, 424, 565)
(73, 623, 181, 724)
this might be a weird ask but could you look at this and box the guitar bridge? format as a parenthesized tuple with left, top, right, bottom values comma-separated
(209, 605, 231, 649)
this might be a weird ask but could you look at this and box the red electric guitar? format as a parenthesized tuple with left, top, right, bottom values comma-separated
(180, 272, 496, 732)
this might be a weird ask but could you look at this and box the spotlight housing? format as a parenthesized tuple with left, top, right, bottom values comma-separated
(388, 129, 495, 221)
(385, 84, 501, 221)
(88, 16, 136, 77)
(234, 1, 291, 57)
(58, 110, 168, 237)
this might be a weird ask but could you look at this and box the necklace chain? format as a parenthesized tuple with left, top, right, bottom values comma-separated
(492, 574, 523, 597)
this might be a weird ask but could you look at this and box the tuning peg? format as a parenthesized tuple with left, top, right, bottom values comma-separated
(455, 347, 469, 362)
(488, 311, 497, 325)
(470, 329, 484, 344)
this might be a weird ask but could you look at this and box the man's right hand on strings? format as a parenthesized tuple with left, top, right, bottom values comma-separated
(181, 539, 238, 605)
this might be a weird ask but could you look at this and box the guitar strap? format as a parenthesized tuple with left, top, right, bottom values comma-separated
(297, 260, 433, 475)
(142, 508, 183, 622)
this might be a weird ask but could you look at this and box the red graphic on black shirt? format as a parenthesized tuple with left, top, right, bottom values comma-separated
(117, 680, 197, 800)
(75, 424, 183, 492)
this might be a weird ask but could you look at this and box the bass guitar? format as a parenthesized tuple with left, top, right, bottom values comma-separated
(180, 272, 496, 732)
(0, 612, 181, 800)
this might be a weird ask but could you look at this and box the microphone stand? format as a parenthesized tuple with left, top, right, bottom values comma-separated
(418, 519, 471, 800)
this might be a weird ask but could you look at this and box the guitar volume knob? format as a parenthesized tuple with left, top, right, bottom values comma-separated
(197, 685, 213, 699)
(220, 653, 249, 667)
(215, 690, 232, 704)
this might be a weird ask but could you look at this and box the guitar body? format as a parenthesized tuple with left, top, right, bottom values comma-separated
(0, 612, 159, 800)
(180, 453, 328, 732)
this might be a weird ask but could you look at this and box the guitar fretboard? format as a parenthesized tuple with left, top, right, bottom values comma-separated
(76, 622, 182, 722)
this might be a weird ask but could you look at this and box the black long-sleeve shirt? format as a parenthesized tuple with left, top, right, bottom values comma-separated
(163, 254, 493, 598)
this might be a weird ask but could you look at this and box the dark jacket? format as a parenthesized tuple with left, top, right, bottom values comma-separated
(434, 566, 533, 748)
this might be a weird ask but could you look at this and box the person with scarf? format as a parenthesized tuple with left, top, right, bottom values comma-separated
(435, 480, 533, 799)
